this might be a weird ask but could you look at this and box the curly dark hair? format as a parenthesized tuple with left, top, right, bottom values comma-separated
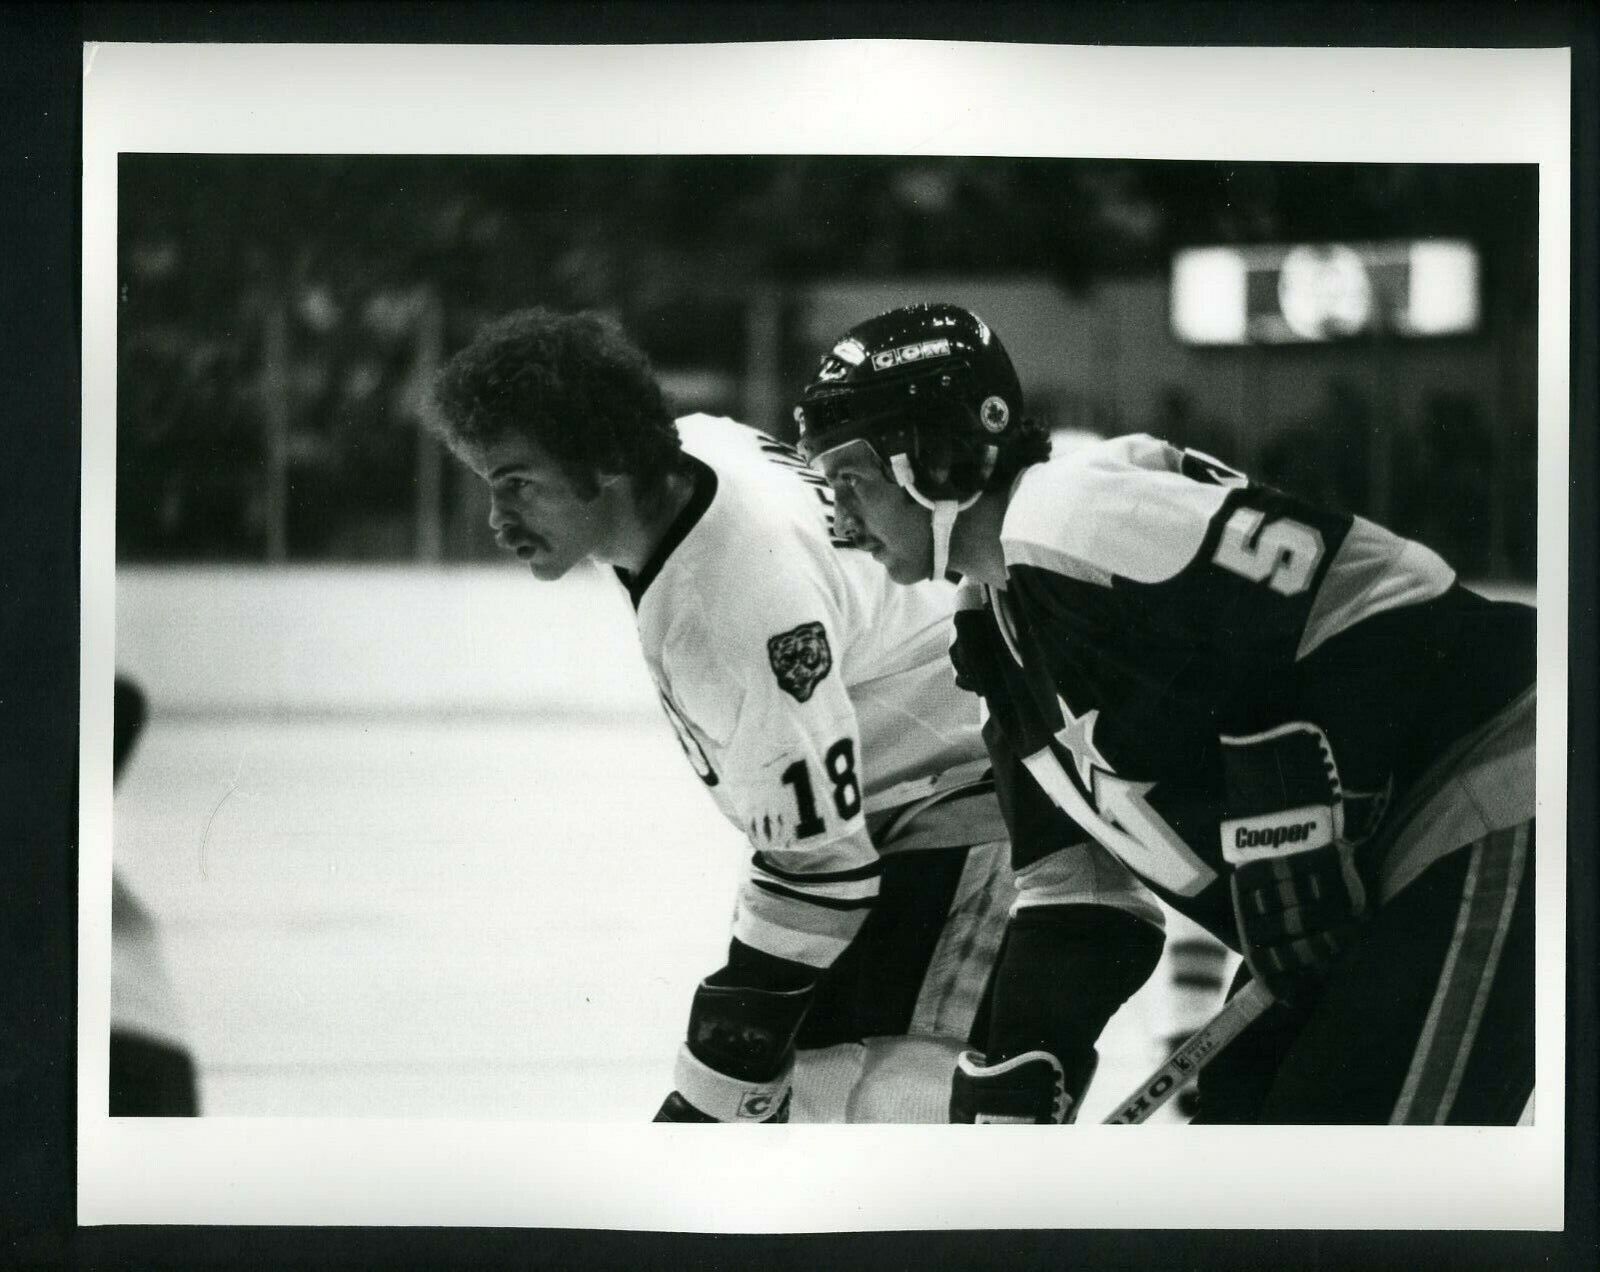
(426, 307, 685, 501)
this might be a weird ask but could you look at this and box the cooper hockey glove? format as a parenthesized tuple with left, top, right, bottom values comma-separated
(652, 980, 813, 1123)
(949, 1049, 1098, 1124)
(1220, 722, 1368, 1006)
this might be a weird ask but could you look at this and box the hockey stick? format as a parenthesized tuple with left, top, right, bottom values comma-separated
(1101, 978, 1274, 1124)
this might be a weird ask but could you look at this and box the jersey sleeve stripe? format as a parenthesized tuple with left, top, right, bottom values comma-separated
(750, 852, 883, 884)
(735, 885, 871, 968)
(733, 914, 857, 969)
(750, 879, 879, 910)
(749, 862, 879, 903)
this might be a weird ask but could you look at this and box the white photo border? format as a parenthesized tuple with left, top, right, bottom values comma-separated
(79, 40, 1571, 1231)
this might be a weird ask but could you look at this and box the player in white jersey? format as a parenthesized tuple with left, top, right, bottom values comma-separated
(425, 308, 1162, 1123)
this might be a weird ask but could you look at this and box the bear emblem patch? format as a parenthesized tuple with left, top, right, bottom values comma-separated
(767, 622, 833, 703)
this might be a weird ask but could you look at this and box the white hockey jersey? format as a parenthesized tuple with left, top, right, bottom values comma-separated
(618, 415, 1005, 969)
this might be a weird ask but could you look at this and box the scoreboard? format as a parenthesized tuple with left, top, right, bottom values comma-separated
(1170, 239, 1480, 346)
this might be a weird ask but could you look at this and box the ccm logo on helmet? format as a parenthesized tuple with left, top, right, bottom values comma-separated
(1235, 821, 1319, 850)
(871, 337, 951, 371)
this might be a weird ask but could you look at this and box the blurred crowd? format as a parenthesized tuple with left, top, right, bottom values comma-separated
(115, 157, 1537, 579)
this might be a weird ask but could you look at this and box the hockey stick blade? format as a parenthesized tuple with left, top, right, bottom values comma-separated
(1101, 978, 1273, 1124)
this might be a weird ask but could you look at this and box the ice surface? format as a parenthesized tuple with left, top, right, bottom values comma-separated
(110, 711, 1204, 1123)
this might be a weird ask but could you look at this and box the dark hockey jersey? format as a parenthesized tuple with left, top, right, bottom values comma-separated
(960, 434, 1536, 944)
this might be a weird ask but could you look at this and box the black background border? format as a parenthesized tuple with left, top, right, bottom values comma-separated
(3, 3, 1595, 1268)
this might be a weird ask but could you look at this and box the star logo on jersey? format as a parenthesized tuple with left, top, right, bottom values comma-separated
(767, 622, 833, 703)
(1047, 694, 1216, 897)
(1053, 696, 1113, 790)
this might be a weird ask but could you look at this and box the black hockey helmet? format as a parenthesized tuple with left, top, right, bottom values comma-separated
(793, 303, 1026, 500)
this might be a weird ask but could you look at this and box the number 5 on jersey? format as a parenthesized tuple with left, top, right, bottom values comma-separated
(781, 739, 861, 838)
(1213, 508, 1324, 596)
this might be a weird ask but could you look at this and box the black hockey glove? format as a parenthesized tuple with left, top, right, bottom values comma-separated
(1220, 722, 1368, 1006)
(652, 980, 813, 1123)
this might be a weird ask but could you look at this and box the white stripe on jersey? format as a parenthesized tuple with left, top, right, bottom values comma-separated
(1377, 686, 1535, 904)
(749, 846, 882, 906)
(908, 840, 1014, 1040)
(1388, 823, 1529, 1124)
(735, 883, 872, 967)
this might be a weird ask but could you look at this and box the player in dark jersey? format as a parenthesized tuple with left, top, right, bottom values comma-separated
(795, 302, 1535, 1125)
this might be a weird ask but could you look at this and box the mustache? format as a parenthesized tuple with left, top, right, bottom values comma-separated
(497, 530, 548, 553)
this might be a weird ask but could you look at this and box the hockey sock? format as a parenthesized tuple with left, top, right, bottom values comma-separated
(984, 904, 1163, 1094)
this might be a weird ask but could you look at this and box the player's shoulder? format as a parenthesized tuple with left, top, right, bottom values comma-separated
(675, 411, 747, 460)
(647, 416, 839, 627)
(676, 412, 794, 484)
(1001, 433, 1232, 587)
(679, 413, 807, 513)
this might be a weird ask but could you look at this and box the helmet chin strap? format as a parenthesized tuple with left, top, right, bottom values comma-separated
(890, 453, 980, 581)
